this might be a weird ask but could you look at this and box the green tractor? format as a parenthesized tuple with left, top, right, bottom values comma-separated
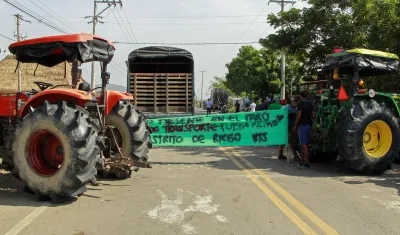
(305, 48, 400, 174)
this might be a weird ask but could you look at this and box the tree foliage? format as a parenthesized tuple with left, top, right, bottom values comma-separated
(223, 0, 400, 96)
(261, 0, 400, 86)
(224, 46, 304, 99)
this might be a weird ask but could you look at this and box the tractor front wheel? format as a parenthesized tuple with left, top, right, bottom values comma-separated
(12, 101, 102, 200)
(104, 101, 152, 170)
(336, 100, 399, 175)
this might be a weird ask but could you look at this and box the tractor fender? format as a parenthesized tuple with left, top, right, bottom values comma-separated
(354, 93, 400, 117)
(20, 88, 93, 118)
(103, 90, 133, 116)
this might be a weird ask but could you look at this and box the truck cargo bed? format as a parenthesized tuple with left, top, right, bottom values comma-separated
(130, 72, 193, 113)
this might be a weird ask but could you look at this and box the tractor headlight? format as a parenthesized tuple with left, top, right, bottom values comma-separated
(368, 89, 376, 98)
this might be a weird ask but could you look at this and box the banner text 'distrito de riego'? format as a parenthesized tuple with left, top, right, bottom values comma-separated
(147, 109, 288, 147)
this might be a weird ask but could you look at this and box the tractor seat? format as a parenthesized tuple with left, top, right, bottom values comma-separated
(26, 89, 39, 98)
(78, 82, 91, 91)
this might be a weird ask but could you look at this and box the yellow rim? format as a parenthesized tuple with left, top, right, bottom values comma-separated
(363, 120, 392, 158)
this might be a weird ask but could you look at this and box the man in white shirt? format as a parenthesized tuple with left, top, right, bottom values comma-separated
(250, 102, 256, 112)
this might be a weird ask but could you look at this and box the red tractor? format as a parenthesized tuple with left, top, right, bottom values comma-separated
(0, 33, 152, 203)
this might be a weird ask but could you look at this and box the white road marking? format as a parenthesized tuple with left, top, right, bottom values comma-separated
(216, 215, 228, 222)
(5, 203, 50, 235)
(147, 189, 184, 224)
(183, 195, 219, 214)
(181, 223, 197, 234)
(146, 189, 227, 234)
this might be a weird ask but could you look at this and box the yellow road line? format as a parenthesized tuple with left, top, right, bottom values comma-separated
(225, 147, 340, 235)
(220, 147, 318, 235)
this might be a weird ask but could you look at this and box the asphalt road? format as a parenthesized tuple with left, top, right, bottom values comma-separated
(1, 147, 400, 235)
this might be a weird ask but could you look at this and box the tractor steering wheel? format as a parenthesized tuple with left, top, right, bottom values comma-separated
(33, 81, 55, 91)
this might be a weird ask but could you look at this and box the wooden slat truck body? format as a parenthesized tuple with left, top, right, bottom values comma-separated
(127, 46, 195, 118)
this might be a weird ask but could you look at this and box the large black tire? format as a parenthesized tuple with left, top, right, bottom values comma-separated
(336, 100, 399, 175)
(105, 101, 152, 162)
(12, 100, 102, 198)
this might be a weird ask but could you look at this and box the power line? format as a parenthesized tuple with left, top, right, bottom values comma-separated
(121, 7, 139, 46)
(85, 0, 123, 88)
(60, 21, 268, 26)
(37, 14, 269, 19)
(0, 33, 15, 41)
(214, 4, 269, 62)
(110, 8, 134, 51)
(2, 0, 69, 34)
(113, 41, 260, 45)
(27, 0, 73, 34)
(33, 0, 81, 33)
(114, 7, 137, 49)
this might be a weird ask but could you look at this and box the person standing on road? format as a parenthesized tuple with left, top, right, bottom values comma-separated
(287, 97, 300, 161)
(268, 96, 283, 110)
(250, 101, 256, 112)
(205, 99, 213, 115)
(268, 96, 286, 159)
(258, 98, 269, 110)
(235, 100, 240, 113)
(293, 90, 315, 169)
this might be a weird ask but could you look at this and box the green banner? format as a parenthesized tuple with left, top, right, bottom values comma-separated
(147, 109, 288, 147)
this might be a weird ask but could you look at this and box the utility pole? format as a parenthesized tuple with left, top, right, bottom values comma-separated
(200, 70, 205, 107)
(268, 0, 297, 101)
(86, 0, 123, 89)
(14, 14, 31, 92)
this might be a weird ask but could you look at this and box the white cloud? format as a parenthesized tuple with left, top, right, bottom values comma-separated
(0, 0, 308, 99)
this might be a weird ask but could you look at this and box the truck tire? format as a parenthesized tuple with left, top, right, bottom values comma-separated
(12, 100, 102, 199)
(336, 100, 399, 175)
(105, 101, 152, 163)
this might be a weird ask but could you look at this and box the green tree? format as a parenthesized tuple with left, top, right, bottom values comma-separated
(208, 76, 246, 97)
(261, 0, 400, 84)
(225, 45, 304, 99)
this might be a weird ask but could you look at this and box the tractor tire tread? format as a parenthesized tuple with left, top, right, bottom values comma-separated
(336, 100, 399, 175)
(12, 100, 101, 198)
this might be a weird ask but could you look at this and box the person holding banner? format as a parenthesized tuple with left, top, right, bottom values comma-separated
(287, 97, 300, 161)
(268, 96, 286, 159)
(258, 98, 269, 110)
(293, 90, 315, 169)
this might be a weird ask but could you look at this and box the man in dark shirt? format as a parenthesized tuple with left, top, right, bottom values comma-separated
(287, 97, 300, 161)
(258, 98, 269, 110)
(235, 100, 240, 112)
(293, 90, 315, 169)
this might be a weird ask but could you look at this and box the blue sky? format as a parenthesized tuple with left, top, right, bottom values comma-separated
(0, 0, 308, 99)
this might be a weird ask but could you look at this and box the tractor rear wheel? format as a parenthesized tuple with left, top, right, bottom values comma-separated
(336, 100, 399, 175)
(105, 101, 152, 165)
(12, 100, 101, 199)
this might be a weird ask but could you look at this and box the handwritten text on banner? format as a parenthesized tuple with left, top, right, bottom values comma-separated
(147, 109, 288, 147)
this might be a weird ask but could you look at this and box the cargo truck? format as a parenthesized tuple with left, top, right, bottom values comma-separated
(127, 46, 195, 118)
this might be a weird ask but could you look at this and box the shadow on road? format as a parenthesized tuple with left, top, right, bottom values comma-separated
(150, 146, 237, 170)
(155, 146, 400, 197)
(0, 166, 79, 207)
(232, 147, 400, 197)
